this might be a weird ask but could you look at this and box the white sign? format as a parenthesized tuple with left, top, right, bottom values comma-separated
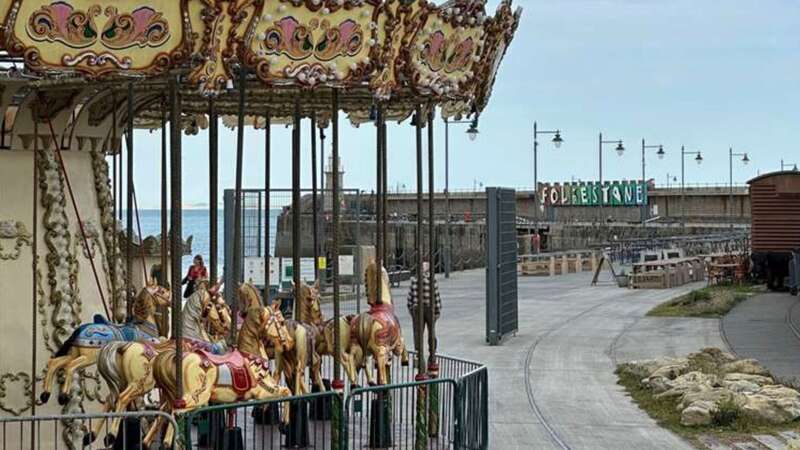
(339, 255, 354, 276)
(243, 256, 279, 286)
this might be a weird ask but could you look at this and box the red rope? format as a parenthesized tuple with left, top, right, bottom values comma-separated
(131, 186, 148, 281)
(44, 116, 111, 320)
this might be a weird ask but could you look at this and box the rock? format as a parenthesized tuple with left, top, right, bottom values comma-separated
(742, 385, 800, 424)
(649, 362, 691, 381)
(681, 400, 716, 426)
(687, 348, 737, 372)
(723, 373, 774, 386)
(787, 438, 800, 450)
(720, 359, 771, 377)
(618, 357, 687, 380)
(723, 379, 761, 394)
(677, 387, 744, 412)
(644, 375, 673, 394)
(655, 372, 719, 400)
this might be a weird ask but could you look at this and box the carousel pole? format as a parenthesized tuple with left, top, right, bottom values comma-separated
(427, 108, 437, 368)
(414, 105, 428, 450)
(168, 75, 184, 404)
(331, 88, 344, 449)
(209, 98, 218, 282)
(427, 106, 440, 438)
(159, 106, 169, 336)
(231, 67, 247, 340)
(111, 96, 117, 313)
(375, 106, 383, 303)
(384, 111, 389, 264)
(126, 82, 134, 318)
(311, 112, 319, 282)
(160, 107, 168, 286)
(264, 109, 271, 302)
(31, 103, 39, 427)
(292, 96, 301, 318)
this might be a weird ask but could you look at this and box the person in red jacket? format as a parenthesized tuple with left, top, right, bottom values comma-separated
(182, 254, 208, 298)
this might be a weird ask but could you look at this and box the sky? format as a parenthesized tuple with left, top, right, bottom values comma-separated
(125, 0, 800, 209)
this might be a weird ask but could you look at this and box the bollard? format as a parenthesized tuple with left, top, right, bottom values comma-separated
(284, 399, 310, 448)
(561, 254, 569, 275)
(369, 391, 393, 448)
(575, 254, 583, 272)
(310, 378, 332, 420)
(549, 256, 555, 277)
(113, 417, 141, 450)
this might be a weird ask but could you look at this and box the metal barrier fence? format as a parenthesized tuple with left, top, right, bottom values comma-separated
(174, 352, 486, 450)
(0, 411, 179, 450)
(604, 232, 750, 265)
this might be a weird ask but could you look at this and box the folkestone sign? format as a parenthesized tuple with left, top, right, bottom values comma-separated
(538, 181, 648, 207)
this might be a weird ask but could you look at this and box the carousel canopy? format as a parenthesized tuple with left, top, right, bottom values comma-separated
(0, 0, 520, 129)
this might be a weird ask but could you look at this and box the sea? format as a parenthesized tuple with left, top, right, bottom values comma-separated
(134, 209, 279, 276)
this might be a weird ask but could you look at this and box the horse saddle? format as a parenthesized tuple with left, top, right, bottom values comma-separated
(199, 349, 251, 397)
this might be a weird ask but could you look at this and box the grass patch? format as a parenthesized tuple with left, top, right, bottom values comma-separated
(615, 367, 800, 445)
(647, 284, 760, 318)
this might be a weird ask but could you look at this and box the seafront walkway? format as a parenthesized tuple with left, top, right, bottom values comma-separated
(322, 269, 721, 449)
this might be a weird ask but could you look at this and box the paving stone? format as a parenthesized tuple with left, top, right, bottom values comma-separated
(699, 435, 734, 450)
(753, 434, 786, 450)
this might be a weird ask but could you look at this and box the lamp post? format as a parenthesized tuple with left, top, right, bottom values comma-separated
(443, 116, 478, 278)
(533, 122, 563, 223)
(681, 146, 703, 226)
(641, 139, 665, 224)
(781, 159, 798, 171)
(598, 132, 624, 222)
(728, 148, 749, 225)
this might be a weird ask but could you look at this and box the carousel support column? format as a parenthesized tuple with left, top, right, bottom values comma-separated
(319, 127, 326, 291)
(381, 114, 388, 268)
(126, 82, 134, 319)
(375, 107, 383, 305)
(311, 113, 319, 282)
(291, 96, 301, 320)
(264, 109, 271, 302)
(414, 106, 429, 450)
(209, 99, 218, 283)
(231, 68, 247, 341)
(426, 108, 440, 437)
(159, 107, 169, 336)
(31, 108, 39, 431)
(168, 76, 184, 407)
(330, 89, 344, 450)
(286, 95, 310, 449)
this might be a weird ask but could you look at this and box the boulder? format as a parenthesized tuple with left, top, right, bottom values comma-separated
(687, 348, 737, 372)
(649, 362, 691, 381)
(720, 359, 771, 377)
(787, 439, 800, 450)
(618, 357, 687, 380)
(742, 385, 800, 424)
(677, 387, 744, 412)
(723, 379, 761, 394)
(722, 373, 774, 386)
(655, 372, 719, 400)
(681, 400, 716, 426)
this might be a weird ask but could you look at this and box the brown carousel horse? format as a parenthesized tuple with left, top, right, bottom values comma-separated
(150, 301, 291, 447)
(94, 280, 230, 446)
(349, 261, 409, 385)
(294, 280, 364, 388)
(40, 281, 171, 405)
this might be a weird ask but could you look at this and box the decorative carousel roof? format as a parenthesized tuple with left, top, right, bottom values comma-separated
(0, 0, 521, 121)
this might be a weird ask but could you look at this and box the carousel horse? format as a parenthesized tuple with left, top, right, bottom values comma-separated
(240, 281, 326, 394)
(150, 301, 291, 447)
(40, 281, 171, 405)
(94, 281, 230, 446)
(348, 261, 409, 386)
(293, 280, 364, 388)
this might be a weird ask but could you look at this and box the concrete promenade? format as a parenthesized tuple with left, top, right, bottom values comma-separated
(326, 269, 722, 449)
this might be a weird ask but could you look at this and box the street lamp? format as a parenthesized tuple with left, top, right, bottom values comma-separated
(533, 121, 564, 223)
(729, 148, 749, 225)
(641, 139, 665, 224)
(443, 115, 479, 278)
(681, 146, 702, 226)
(599, 132, 624, 222)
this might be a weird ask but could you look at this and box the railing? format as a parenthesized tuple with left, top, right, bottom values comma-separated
(174, 352, 486, 450)
(0, 411, 179, 450)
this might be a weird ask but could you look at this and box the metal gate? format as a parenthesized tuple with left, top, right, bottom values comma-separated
(485, 187, 518, 345)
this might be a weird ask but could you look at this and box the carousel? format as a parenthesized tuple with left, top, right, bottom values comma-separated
(0, 0, 520, 448)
